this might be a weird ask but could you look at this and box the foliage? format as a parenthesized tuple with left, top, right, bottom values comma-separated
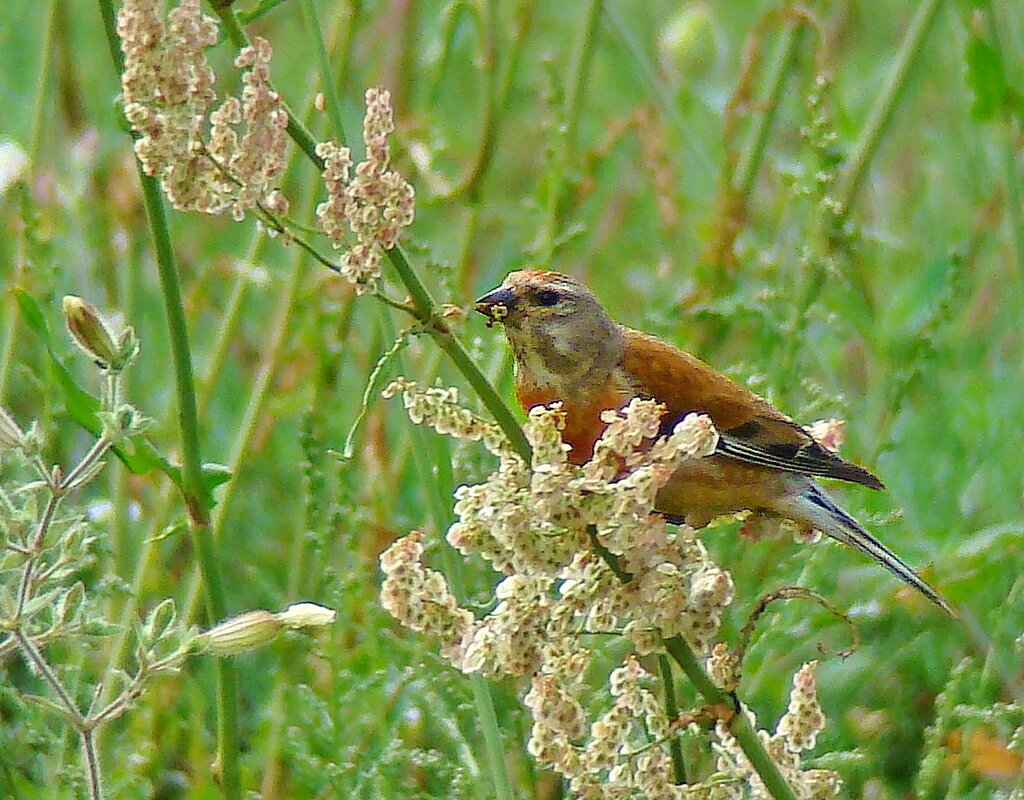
(1, 0, 1023, 798)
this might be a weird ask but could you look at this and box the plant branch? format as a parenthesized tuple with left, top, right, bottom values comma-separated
(95, 2, 241, 795)
(658, 654, 688, 784)
(589, 532, 799, 800)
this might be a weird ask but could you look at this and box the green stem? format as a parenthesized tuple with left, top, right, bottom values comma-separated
(658, 654, 688, 785)
(664, 638, 798, 800)
(136, 155, 242, 800)
(299, 0, 349, 145)
(215, 7, 322, 166)
(0, 0, 58, 402)
(601, 4, 714, 189)
(833, 0, 942, 218)
(213, 3, 527, 458)
(379, 308, 515, 800)
(979, 0, 1024, 278)
(538, 0, 602, 263)
(96, 2, 241, 794)
(734, 19, 805, 202)
(590, 531, 798, 800)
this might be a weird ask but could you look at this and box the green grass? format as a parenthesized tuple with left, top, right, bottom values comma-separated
(1, 0, 1023, 798)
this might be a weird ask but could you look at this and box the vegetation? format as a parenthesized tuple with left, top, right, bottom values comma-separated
(0, 1, 1022, 798)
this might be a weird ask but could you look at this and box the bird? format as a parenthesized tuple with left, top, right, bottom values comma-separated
(474, 268, 953, 615)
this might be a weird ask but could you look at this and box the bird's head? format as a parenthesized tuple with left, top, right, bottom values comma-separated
(475, 270, 623, 391)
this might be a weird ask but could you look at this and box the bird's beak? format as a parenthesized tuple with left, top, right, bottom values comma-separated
(474, 286, 516, 327)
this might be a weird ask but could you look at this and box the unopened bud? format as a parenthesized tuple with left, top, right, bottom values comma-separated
(277, 602, 337, 629)
(199, 602, 337, 657)
(0, 406, 24, 449)
(63, 296, 120, 369)
(200, 610, 282, 657)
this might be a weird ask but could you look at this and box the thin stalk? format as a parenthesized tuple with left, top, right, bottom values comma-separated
(538, 0, 602, 263)
(95, 1, 241, 792)
(136, 159, 242, 800)
(980, 0, 1024, 278)
(658, 654, 688, 784)
(81, 730, 103, 800)
(833, 0, 942, 218)
(211, 3, 528, 458)
(601, 4, 714, 188)
(734, 19, 805, 202)
(379, 308, 515, 800)
(664, 638, 798, 800)
(184, 222, 310, 624)
(299, 0, 349, 145)
(0, 0, 58, 401)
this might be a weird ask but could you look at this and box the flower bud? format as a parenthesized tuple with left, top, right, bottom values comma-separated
(200, 610, 282, 657)
(63, 296, 120, 369)
(0, 406, 24, 450)
(276, 602, 337, 629)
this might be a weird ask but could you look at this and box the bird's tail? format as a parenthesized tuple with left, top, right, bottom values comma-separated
(776, 484, 954, 616)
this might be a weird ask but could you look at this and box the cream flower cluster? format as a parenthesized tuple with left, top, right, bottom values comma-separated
(714, 663, 838, 800)
(117, 0, 289, 219)
(380, 385, 841, 796)
(316, 88, 416, 294)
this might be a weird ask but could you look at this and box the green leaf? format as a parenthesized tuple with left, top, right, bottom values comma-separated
(14, 289, 185, 489)
(201, 462, 233, 492)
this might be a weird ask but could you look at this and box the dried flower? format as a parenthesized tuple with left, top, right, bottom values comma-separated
(379, 533, 474, 664)
(777, 661, 826, 753)
(381, 386, 840, 798)
(316, 88, 415, 294)
(805, 418, 845, 453)
(117, 1, 289, 219)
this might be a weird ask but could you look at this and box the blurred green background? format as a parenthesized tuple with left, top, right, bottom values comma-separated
(1, 0, 1022, 797)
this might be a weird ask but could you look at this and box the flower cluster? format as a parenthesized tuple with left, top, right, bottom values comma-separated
(117, 0, 289, 218)
(316, 88, 416, 294)
(380, 383, 843, 797)
(714, 663, 839, 800)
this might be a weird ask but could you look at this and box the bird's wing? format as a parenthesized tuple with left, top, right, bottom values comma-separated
(620, 328, 884, 490)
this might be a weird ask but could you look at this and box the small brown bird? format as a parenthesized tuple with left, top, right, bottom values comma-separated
(476, 269, 952, 615)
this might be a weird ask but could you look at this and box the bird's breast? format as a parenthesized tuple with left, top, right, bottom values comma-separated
(516, 379, 632, 465)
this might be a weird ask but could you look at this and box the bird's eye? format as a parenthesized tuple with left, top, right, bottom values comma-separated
(535, 289, 560, 307)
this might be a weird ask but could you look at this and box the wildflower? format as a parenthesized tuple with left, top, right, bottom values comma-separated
(805, 418, 845, 453)
(379, 533, 474, 664)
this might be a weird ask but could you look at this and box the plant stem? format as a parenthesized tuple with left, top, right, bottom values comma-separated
(212, 3, 529, 459)
(0, 0, 57, 402)
(379, 308, 515, 800)
(589, 531, 799, 800)
(833, 0, 942, 218)
(658, 654, 688, 785)
(95, 1, 241, 792)
(734, 18, 805, 203)
(664, 637, 798, 800)
(979, 0, 1024, 279)
(538, 0, 602, 262)
(136, 150, 243, 800)
(82, 729, 103, 800)
(601, 4, 714, 189)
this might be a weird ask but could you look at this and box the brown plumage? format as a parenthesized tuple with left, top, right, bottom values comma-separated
(476, 269, 953, 615)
